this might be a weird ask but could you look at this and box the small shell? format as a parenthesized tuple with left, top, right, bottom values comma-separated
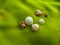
(20, 21, 26, 28)
(32, 24, 39, 32)
(25, 16, 33, 25)
(44, 13, 48, 18)
(39, 18, 45, 24)
(35, 10, 42, 16)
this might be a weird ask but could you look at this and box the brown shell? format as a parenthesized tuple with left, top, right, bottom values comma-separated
(44, 13, 48, 18)
(19, 21, 26, 28)
(35, 10, 42, 16)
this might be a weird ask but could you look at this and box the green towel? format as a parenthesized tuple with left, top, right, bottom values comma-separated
(0, 0, 60, 45)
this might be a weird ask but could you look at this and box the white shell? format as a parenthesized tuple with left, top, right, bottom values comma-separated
(39, 18, 44, 24)
(25, 16, 33, 25)
(36, 10, 42, 15)
(32, 24, 39, 31)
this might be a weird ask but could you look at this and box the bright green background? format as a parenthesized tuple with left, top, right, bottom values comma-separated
(0, 0, 60, 45)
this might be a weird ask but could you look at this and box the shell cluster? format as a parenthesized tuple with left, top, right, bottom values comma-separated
(19, 9, 48, 32)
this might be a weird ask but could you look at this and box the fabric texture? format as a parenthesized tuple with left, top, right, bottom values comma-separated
(0, 0, 60, 45)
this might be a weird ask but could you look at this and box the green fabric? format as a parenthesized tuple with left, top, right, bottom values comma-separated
(0, 0, 60, 45)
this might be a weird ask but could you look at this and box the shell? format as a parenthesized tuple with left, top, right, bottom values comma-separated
(32, 24, 39, 32)
(25, 16, 33, 25)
